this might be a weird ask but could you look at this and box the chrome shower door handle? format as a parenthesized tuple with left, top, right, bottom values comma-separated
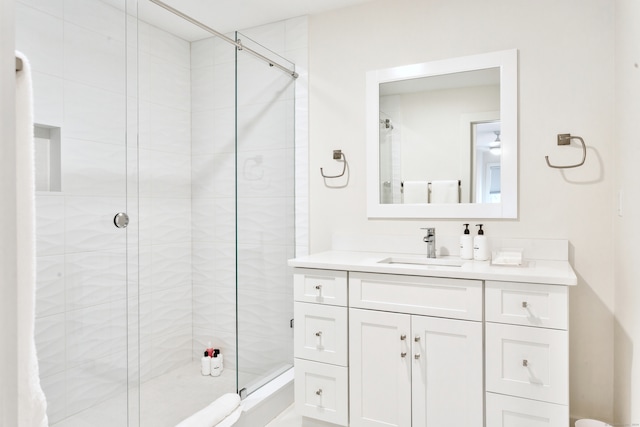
(113, 212, 129, 229)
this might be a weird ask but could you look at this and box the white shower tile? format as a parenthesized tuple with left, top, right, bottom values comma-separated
(236, 149, 295, 199)
(139, 21, 190, 66)
(144, 103, 191, 154)
(66, 301, 127, 368)
(35, 254, 65, 317)
(191, 107, 235, 155)
(15, 4, 64, 77)
(190, 65, 217, 112)
(64, 81, 126, 145)
(214, 287, 236, 334)
(65, 249, 127, 310)
(149, 198, 191, 245)
(151, 285, 192, 333)
(61, 138, 126, 197)
(237, 24, 286, 57)
(139, 52, 190, 111)
(35, 194, 65, 256)
(237, 196, 295, 246)
(237, 63, 293, 106)
(39, 371, 66, 424)
(191, 38, 216, 69)
(212, 36, 236, 66)
(150, 243, 192, 292)
(149, 150, 191, 198)
(64, 0, 126, 42)
(237, 243, 292, 294)
(150, 327, 192, 377)
(192, 281, 216, 329)
(35, 313, 66, 377)
(191, 153, 235, 199)
(65, 353, 128, 416)
(64, 196, 126, 253)
(64, 23, 126, 94)
(32, 72, 63, 127)
(17, 0, 63, 18)
(236, 100, 292, 152)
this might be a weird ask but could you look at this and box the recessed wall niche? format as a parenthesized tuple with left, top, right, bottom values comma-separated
(33, 125, 61, 192)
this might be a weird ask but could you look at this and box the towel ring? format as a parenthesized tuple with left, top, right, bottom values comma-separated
(320, 150, 347, 178)
(545, 133, 586, 169)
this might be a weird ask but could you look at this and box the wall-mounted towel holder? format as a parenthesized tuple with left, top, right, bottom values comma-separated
(545, 133, 586, 169)
(320, 150, 347, 178)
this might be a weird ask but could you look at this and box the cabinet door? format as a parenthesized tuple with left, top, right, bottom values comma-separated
(349, 308, 411, 427)
(411, 315, 483, 427)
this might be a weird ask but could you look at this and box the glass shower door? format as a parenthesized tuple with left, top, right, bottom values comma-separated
(234, 32, 296, 395)
(21, 0, 139, 425)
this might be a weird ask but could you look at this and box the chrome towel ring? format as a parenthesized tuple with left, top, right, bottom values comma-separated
(545, 133, 587, 169)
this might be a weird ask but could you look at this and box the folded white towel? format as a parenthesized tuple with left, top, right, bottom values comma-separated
(176, 393, 241, 427)
(402, 181, 428, 204)
(430, 180, 459, 204)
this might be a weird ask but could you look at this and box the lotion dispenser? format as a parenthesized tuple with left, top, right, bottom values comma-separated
(460, 224, 473, 260)
(473, 224, 489, 261)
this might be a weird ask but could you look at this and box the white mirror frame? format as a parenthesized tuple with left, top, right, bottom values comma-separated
(366, 49, 518, 219)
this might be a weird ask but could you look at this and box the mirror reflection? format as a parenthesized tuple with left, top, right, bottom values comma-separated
(378, 68, 501, 205)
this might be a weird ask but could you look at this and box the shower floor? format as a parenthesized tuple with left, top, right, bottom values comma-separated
(51, 362, 256, 427)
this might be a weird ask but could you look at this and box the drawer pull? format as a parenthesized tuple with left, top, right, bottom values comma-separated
(522, 301, 529, 308)
(315, 331, 322, 337)
(400, 334, 407, 341)
(316, 389, 323, 396)
(414, 336, 420, 342)
(522, 359, 529, 367)
(414, 354, 421, 359)
(401, 352, 407, 358)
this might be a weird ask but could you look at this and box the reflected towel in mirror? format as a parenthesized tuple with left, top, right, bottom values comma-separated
(429, 180, 460, 203)
(402, 181, 428, 203)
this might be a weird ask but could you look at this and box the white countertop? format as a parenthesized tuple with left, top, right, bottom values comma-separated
(288, 250, 577, 286)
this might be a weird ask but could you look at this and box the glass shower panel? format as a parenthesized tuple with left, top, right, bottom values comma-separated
(235, 32, 296, 395)
(19, 0, 135, 425)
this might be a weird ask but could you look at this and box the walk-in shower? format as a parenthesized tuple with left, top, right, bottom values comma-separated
(20, 0, 305, 425)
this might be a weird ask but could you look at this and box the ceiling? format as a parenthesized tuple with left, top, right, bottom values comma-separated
(134, 0, 375, 41)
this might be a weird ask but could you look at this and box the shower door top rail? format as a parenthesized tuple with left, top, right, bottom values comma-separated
(149, 0, 298, 79)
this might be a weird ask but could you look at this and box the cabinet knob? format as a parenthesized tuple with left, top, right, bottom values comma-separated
(315, 284, 322, 290)
(414, 336, 420, 342)
(315, 331, 322, 337)
(522, 301, 529, 308)
(414, 354, 421, 359)
(401, 352, 407, 358)
(522, 359, 529, 367)
(400, 334, 407, 341)
(316, 389, 323, 396)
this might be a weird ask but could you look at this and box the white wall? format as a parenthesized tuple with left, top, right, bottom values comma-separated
(309, 0, 615, 421)
(614, 0, 640, 423)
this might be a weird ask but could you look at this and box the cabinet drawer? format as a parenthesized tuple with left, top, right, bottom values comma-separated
(294, 269, 348, 306)
(486, 281, 568, 330)
(486, 323, 568, 405)
(486, 393, 569, 427)
(294, 302, 348, 366)
(294, 358, 349, 426)
(349, 272, 482, 321)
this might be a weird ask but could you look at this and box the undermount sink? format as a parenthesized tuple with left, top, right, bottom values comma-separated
(377, 256, 465, 268)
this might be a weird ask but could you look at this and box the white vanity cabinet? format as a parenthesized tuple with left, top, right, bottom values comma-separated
(349, 272, 483, 427)
(290, 247, 576, 427)
(485, 280, 570, 426)
(293, 269, 349, 426)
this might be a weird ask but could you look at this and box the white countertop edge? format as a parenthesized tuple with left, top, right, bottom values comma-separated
(288, 250, 578, 286)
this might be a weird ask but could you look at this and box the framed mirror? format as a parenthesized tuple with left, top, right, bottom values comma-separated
(366, 49, 518, 218)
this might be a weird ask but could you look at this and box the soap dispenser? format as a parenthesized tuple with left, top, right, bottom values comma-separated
(460, 224, 473, 260)
(201, 350, 211, 376)
(473, 224, 489, 261)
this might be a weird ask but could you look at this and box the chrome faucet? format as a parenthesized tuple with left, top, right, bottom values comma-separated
(422, 227, 436, 258)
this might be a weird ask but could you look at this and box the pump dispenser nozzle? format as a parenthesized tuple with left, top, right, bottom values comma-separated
(463, 224, 470, 234)
(476, 224, 484, 235)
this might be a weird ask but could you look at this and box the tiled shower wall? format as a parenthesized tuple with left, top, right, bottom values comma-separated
(190, 17, 309, 380)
